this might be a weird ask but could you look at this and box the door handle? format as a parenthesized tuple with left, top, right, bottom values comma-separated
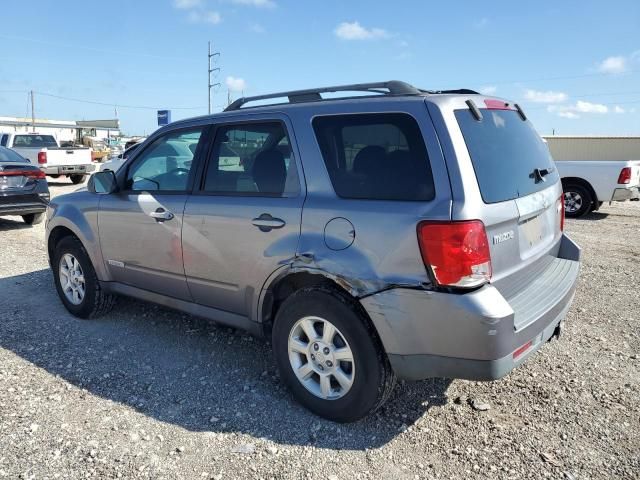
(149, 208, 174, 221)
(252, 213, 285, 232)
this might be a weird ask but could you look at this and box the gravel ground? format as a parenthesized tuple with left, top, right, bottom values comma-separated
(0, 180, 638, 480)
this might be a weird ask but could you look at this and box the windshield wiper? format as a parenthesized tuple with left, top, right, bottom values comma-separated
(530, 167, 554, 183)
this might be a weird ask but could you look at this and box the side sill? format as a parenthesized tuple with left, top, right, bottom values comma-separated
(100, 281, 263, 337)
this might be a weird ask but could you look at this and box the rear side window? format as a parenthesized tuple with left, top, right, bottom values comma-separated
(13, 135, 58, 148)
(455, 109, 559, 203)
(0, 135, 7, 147)
(313, 113, 435, 201)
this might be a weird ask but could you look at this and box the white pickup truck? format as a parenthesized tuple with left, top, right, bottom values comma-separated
(556, 161, 640, 217)
(544, 136, 640, 217)
(0, 133, 95, 184)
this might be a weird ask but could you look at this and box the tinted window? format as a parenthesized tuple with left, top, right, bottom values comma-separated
(0, 146, 28, 163)
(455, 109, 559, 203)
(126, 129, 203, 191)
(13, 135, 58, 148)
(203, 122, 300, 197)
(0, 135, 7, 147)
(313, 113, 435, 201)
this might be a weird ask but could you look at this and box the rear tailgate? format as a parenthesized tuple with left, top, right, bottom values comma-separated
(42, 147, 92, 166)
(429, 96, 568, 312)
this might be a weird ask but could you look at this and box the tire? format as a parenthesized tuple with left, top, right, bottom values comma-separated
(22, 213, 44, 225)
(52, 236, 115, 319)
(563, 183, 593, 218)
(49, 174, 60, 179)
(70, 174, 86, 184)
(272, 286, 396, 422)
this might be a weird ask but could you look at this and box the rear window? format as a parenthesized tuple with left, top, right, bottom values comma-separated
(0, 146, 28, 163)
(313, 113, 435, 201)
(13, 135, 58, 148)
(455, 109, 559, 203)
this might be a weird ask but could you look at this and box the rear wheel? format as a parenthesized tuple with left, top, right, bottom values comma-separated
(70, 174, 85, 184)
(563, 183, 592, 218)
(49, 174, 60, 179)
(22, 213, 44, 225)
(272, 286, 396, 422)
(52, 236, 115, 319)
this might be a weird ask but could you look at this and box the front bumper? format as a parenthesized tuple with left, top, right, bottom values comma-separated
(611, 185, 640, 202)
(42, 164, 95, 175)
(361, 234, 581, 381)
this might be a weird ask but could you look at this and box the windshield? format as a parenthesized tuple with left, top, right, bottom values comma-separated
(13, 134, 58, 148)
(0, 146, 28, 163)
(455, 109, 559, 203)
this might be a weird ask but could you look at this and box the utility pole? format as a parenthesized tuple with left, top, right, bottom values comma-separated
(208, 41, 220, 114)
(30, 90, 35, 132)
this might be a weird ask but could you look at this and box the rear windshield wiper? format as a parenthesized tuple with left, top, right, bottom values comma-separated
(530, 167, 554, 183)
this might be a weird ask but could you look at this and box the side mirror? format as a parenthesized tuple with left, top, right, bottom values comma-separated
(88, 170, 118, 194)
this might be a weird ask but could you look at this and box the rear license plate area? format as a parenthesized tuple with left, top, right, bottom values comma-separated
(520, 215, 543, 248)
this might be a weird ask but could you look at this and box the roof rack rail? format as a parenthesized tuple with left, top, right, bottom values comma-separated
(224, 80, 422, 111)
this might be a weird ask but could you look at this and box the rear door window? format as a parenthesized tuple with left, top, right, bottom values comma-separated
(455, 109, 559, 203)
(313, 113, 435, 201)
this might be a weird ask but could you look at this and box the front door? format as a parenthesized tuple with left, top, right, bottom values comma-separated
(98, 126, 207, 300)
(182, 118, 304, 318)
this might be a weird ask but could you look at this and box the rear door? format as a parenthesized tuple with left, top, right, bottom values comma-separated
(430, 98, 563, 283)
(182, 116, 304, 319)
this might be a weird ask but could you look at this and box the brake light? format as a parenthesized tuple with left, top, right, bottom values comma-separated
(558, 195, 565, 231)
(417, 220, 492, 288)
(617, 167, 632, 184)
(0, 169, 46, 179)
(483, 99, 514, 110)
(37, 151, 47, 164)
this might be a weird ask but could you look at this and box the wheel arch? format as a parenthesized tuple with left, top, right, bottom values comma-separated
(258, 268, 368, 336)
(561, 176, 598, 204)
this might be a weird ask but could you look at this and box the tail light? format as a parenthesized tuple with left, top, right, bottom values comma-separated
(37, 151, 47, 164)
(417, 220, 492, 288)
(0, 169, 46, 179)
(558, 195, 565, 231)
(617, 167, 632, 184)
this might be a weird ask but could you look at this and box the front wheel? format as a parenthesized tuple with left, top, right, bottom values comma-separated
(69, 174, 85, 184)
(52, 236, 115, 319)
(563, 184, 593, 218)
(272, 287, 396, 422)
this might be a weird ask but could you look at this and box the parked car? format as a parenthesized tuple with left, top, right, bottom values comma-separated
(0, 132, 94, 184)
(555, 161, 640, 217)
(0, 146, 49, 225)
(46, 81, 581, 422)
(98, 142, 143, 172)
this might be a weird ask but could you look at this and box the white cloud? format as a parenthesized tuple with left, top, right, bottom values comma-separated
(334, 21, 390, 41)
(231, 0, 275, 7)
(249, 22, 265, 33)
(524, 89, 568, 103)
(226, 76, 246, 92)
(575, 100, 608, 113)
(188, 10, 222, 24)
(558, 112, 579, 119)
(479, 86, 497, 95)
(614, 105, 626, 114)
(173, 0, 202, 8)
(597, 55, 627, 74)
(474, 17, 489, 29)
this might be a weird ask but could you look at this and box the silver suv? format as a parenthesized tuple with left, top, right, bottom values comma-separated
(46, 81, 581, 422)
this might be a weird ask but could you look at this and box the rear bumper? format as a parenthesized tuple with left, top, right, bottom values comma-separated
(361, 234, 581, 381)
(42, 164, 95, 175)
(611, 185, 640, 202)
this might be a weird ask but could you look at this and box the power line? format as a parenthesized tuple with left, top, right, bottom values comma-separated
(34, 91, 204, 111)
(208, 41, 221, 114)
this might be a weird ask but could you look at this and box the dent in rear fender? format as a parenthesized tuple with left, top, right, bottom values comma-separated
(46, 197, 109, 281)
(360, 286, 514, 359)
